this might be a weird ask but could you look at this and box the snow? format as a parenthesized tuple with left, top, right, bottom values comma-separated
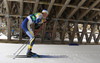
(0, 43, 100, 63)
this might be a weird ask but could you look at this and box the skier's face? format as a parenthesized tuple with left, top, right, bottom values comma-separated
(43, 13, 48, 18)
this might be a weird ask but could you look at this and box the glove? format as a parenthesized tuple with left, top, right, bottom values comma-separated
(46, 18, 51, 22)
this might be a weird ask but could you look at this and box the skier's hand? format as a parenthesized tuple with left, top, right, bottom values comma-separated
(43, 18, 51, 23)
(46, 18, 51, 22)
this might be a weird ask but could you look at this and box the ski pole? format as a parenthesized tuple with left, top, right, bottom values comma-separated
(13, 39, 29, 55)
(13, 42, 28, 59)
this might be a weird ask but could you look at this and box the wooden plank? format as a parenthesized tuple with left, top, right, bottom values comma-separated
(70, 21, 78, 43)
(68, 24, 72, 42)
(79, 23, 88, 43)
(20, 0, 23, 15)
(4, 0, 11, 40)
(56, 0, 70, 18)
(23, 1, 100, 12)
(54, 4, 100, 11)
(52, 21, 58, 41)
(7, 18, 11, 40)
(24, 0, 35, 3)
(19, 0, 23, 40)
(47, 0, 55, 13)
(93, 34, 96, 41)
(85, 0, 91, 6)
(73, 0, 79, 5)
(33, 0, 39, 13)
(77, 25, 81, 43)
(19, 19, 23, 40)
(52, 18, 100, 24)
(95, 17, 100, 43)
(8, 0, 20, 1)
(0, 14, 100, 24)
(88, 12, 100, 20)
(68, 0, 86, 18)
(4, 0, 10, 14)
(95, 30, 100, 43)
(41, 23, 46, 42)
(87, 23, 97, 43)
(88, 2, 100, 20)
(85, 33, 88, 42)
(8, 1, 11, 13)
(79, 0, 100, 19)
(61, 21, 68, 42)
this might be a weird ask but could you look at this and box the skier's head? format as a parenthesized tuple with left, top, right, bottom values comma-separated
(42, 9, 48, 18)
(42, 9, 48, 14)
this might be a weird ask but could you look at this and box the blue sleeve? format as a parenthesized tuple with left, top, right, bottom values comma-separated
(35, 18, 41, 24)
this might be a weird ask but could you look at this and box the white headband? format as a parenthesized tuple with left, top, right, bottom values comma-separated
(42, 9, 49, 14)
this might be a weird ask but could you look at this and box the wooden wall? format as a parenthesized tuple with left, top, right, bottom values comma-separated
(0, 0, 100, 44)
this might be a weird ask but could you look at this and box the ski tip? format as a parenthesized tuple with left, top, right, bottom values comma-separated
(69, 43, 79, 46)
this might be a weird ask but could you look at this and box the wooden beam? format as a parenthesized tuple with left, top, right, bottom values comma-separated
(85, 33, 89, 42)
(8, 1, 11, 13)
(24, 0, 35, 3)
(79, 0, 100, 19)
(33, 0, 39, 13)
(93, 34, 96, 41)
(79, 23, 88, 43)
(56, 0, 70, 18)
(4, 0, 9, 14)
(68, 0, 86, 18)
(70, 21, 78, 43)
(88, 12, 100, 20)
(95, 17, 100, 43)
(0, 13, 100, 24)
(68, 24, 72, 42)
(41, 23, 46, 42)
(0, 13, 99, 24)
(85, 0, 91, 6)
(8, 0, 19, 1)
(95, 30, 100, 43)
(20, 0, 23, 15)
(52, 18, 100, 24)
(61, 21, 68, 42)
(19, 0, 23, 40)
(47, 0, 55, 13)
(73, 0, 79, 5)
(88, 2, 100, 20)
(22, 0, 100, 12)
(77, 25, 81, 43)
(52, 21, 58, 41)
(87, 23, 97, 43)
(4, 0, 11, 40)
(19, 19, 23, 40)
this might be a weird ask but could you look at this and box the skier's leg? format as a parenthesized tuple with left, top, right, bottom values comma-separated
(21, 18, 37, 57)
(26, 31, 38, 57)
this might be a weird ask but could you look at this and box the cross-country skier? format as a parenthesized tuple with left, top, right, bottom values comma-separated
(21, 9, 48, 57)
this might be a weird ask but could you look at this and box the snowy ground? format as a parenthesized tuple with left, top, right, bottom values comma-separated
(0, 43, 100, 63)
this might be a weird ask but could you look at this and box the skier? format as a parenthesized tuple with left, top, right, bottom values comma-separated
(21, 9, 48, 57)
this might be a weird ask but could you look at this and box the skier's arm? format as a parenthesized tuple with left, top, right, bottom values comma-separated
(43, 18, 51, 23)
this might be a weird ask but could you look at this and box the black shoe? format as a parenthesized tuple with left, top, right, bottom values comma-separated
(27, 52, 38, 57)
